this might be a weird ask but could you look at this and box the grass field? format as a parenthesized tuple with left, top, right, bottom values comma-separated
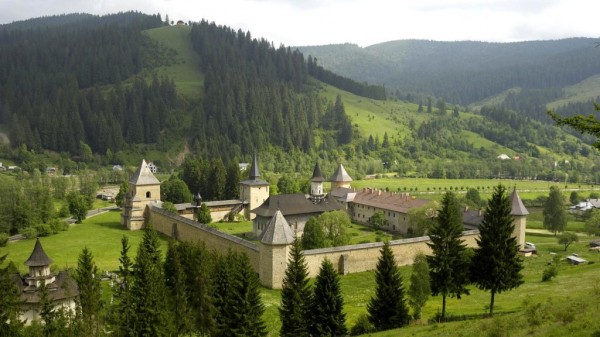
(0, 210, 169, 274)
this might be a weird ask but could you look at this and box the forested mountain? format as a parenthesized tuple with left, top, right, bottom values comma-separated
(298, 39, 600, 106)
(0, 13, 599, 183)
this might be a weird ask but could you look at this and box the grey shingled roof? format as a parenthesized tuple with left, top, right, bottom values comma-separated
(510, 189, 529, 216)
(24, 239, 53, 267)
(311, 163, 325, 182)
(249, 154, 260, 180)
(252, 193, 345, 217)
(331, 164, 353, 182)
(259, 210, 295, 245)
(129, 160, 160, 185)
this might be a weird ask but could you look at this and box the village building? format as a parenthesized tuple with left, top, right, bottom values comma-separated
(11, 239, 79, 324)
(121, 159, 162, 230)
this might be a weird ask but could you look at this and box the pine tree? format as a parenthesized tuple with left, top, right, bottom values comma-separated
(427, 192, 470, 320)
(113, 235, 135, 337)
(367, 241, 410, 331)
(130, 225, 173, 336)
(0, 254, 23, 336)
(74, 247, 103, 336)
(543, 186, 567, 235)
(39, 281, 61, 337)
(225, 161, 240, 199)
(230, 253, 267, 337)
(408, 253, 430, 320)
(164, 241, 192, 336)
(279, 238, 311, 337)
(471, 185, 523, 316)
(309, 259, 347, 337)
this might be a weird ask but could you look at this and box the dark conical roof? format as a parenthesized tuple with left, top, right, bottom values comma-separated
(510, 188, 529, 216)
(311, 163, 325, 182)
(24, 238, 53, 267)
(249, 154, 260, 180)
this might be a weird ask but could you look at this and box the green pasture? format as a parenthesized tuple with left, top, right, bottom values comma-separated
(547, 74, 600, 110)
(0, 210, 169, 274)
(143, 25, 204, 98)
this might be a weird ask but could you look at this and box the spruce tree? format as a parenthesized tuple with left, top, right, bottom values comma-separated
(230, 253, 267, 337)
(471, 185, 523, 316)
(427, 191, 470, 320)
(74, 247, 103, 336)
(197, 203, 212, 224)
(113, 235, 135, 337)
(279, 238, 311, 337)
(543, 186, 567, 235)
(309, 259, 347, 337)
(164, 241, 192, 335)
(0, 254, 23, 336)
(408, 253, 430, 320)
(130, 225, 173, 336)
(225, 161, 241, 199)
(367, 241, 410, 331)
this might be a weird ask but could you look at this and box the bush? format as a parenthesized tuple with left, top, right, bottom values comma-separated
(0, 233, 8, 247)
(350, 314, 375, 336)
(35, 224, 53, 237)
(542, 264, 558, 282)
(48, 219, 69, 232)
(20, 227, 38, 239)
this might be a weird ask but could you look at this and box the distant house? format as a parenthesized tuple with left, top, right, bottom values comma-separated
(239, 163, 250, 171)
(566, 255, 586, 265)
(176, 20, 185, 25)
(497, 154, 511, 160)
(569, 199, 600, 214)
(147, 162, 158, 173)
(112, 165, 123, 171)
(45, 167, 57, 176)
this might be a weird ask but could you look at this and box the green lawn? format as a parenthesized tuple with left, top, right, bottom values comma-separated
(0, 210, 169, 274)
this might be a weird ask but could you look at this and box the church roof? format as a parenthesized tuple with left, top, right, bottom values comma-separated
(310, 163, 325, 182)
(331, 164, 352, 182)
(258, 210, 295, 245)
(24, 238, 53, 267)
(14, 271, 79, 303)
(129, 159, 160, 185)
(510, 188, 529, 216)
(252, 193, 344, 218)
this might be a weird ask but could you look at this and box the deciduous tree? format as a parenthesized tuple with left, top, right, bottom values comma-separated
(301, 217, 326, 249)
(543, 186, 567, 235)
(197, 203, 212, 224)
(558, 232, 579, 251)
(408, 253, 430, 320)
(471, 185, 523, 316)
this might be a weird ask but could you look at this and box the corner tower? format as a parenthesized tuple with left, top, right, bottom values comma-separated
(121, 159, 161, 230)
(309, 162, 325, 203)
(240, 154, 269, 220)
(258, 210, 294, 288)
(330, 163, 353, 190)
(510, 188, 529, 249)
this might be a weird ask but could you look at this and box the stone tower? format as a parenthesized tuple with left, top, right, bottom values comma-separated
(239, 154, 269, 220)
(510, 188, 529, 249)
(24, 238, 55, 288)
(330, 163, 353, 190)
(121, 159, 161, 230)
(258, 210, 294, 288)
(309, 162, 325, 203)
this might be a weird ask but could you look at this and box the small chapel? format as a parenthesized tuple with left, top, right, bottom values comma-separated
(11, 238, 79, 324)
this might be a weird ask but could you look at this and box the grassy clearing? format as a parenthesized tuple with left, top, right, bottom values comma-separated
(0, 210, 169, 274)
(547, 74, 600, 110)
(143, 25, 204, 98)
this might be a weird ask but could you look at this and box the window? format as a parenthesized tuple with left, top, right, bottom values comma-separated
(146, 191, 151, 198)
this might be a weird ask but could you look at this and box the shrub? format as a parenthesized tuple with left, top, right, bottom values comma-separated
(35, 224, 53, 237)
(0, 233, 8, 247)
(542, 264, 558, 282)
(350, 314, 374, 336)
(20, 227, 38, 239)
(58, 204, 70, 218)
(48, 219, 69, 232)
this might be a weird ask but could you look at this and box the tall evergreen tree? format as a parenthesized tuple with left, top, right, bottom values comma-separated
(230, 253, 267, 337)
(113, 235, 135, 337)
(309, 259, 347, 337)
(0, 254, 23, 337)
(197, 203, 212, 224)
(367, 241, 410, 331)
(471, 185, 523, 316)
(279, 238, 311, 337)
(130, 225, 172, 337)
(408, 253, 430, 320)
(427, 192, 470, 320)
(74, 247, 103, 336)
(225, 161, 241, 200)
(543, 186, 567, 235)
(164, 241, 192, 336)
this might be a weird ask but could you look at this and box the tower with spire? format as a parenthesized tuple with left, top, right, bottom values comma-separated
(239, 154, 270, 220)
(121, 159, 161, 230)
(309, 162, 325, 203)
(510, 188, 529, 249)
(258, 210, 294, 288)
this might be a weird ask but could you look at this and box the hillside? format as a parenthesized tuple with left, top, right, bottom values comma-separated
(298, 39, 600, 106)
(0, 14, 599, 183)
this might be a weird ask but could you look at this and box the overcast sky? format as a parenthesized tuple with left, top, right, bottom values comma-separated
(0, 0, 598, 47)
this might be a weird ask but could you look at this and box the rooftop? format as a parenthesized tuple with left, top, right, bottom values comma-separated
(258, 210, 295, 245)
(129, 159, 160, 186)
(24, 239, 53, 267)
